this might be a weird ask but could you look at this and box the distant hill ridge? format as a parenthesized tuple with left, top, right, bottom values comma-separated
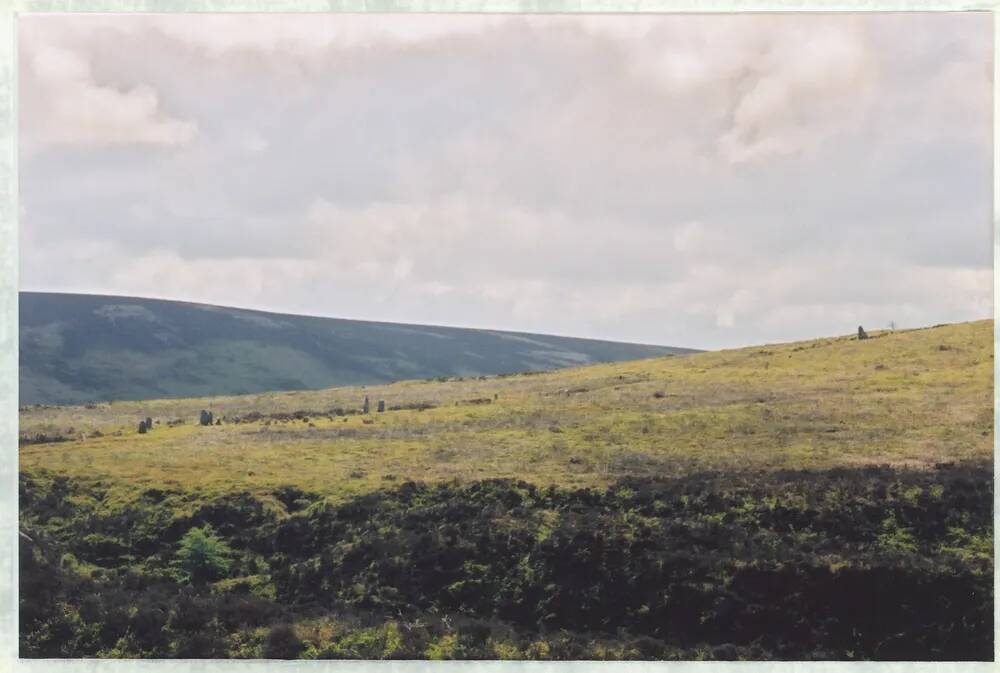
(19, 292, 696, 405)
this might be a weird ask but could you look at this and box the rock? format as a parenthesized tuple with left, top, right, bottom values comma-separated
(138, 420, 147, 434)
(200, 410, 214, 426)
(377, 400, 385, 413)
(858, 325, 869, 340)
(363, 396, 370, 414)
(145, 417, 153, 431)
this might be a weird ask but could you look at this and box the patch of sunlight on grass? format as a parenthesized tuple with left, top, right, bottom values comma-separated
(20, 319, 993, 500)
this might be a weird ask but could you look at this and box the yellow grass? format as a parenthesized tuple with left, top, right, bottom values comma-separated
(20, 320, 993, 501)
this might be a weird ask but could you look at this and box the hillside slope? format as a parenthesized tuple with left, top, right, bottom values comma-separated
(19, 292, 692, 405)
(19, 319, 993, 661)
(20, 319, 992, 498)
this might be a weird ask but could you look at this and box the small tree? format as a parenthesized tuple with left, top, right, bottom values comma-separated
(172, 525, 231, 585)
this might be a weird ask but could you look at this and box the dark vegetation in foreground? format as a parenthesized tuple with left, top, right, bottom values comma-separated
(20, 462, 993, 660)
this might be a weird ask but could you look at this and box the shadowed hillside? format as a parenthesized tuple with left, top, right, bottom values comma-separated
(19, 292, 693, 405)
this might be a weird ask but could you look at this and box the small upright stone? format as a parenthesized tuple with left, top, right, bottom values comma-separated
(377, 400, 385, 413)
(200, 410, 213, 426)
(363, 396, 370, 414)
(145, 416, 153, 431)
(138, 420, 147, 434)
(858, 325, 869, 340)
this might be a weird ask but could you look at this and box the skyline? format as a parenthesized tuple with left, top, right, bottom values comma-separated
(16, 288, 991, 351)
(19, 12, 993, 350)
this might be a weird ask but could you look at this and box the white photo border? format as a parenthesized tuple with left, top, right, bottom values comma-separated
(0, 1, 995, 671)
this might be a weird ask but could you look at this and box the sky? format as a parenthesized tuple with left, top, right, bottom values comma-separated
(18, 12, 993, 350)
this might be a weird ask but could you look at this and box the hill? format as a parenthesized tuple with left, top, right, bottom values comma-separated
(18, 291, 693, 405)
(18, 319, 993, 660)
(20, 319, 991, 497)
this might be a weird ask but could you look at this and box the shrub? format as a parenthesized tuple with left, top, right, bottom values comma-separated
(264, 623, 305, 659)
(171, 525, 232, 585)
(17, 462, 995, 660)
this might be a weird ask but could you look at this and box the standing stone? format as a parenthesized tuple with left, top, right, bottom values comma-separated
(138, 420, 147, 434)
(858, 325, 869, 340)
(377, 400, 385, 413)
(200, 410, 213, 426)
(145, 417, 153, 431)
(363, 396, 370, 414)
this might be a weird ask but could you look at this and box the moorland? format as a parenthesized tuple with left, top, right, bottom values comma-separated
(19, 292, 685, 405)
(18, 319, 994, 660)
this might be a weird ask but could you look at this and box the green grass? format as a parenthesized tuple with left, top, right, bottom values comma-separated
(20, 319, 993, 501)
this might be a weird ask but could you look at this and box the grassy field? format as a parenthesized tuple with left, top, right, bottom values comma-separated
(20, 319, 994, 500)
(18, 319, 994, 660)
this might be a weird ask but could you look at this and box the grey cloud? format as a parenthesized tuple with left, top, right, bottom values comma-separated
(18, 12, 992, 349)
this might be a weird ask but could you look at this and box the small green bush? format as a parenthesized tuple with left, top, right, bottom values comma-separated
(171, 525, 231, 585)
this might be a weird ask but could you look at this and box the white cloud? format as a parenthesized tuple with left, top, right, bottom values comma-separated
(243, 132, 269, 155)
(17, 13, 992, 349)
(20, 32, 195, 148)
(714, 21, 876, 163)
(578, 15, 878, 164)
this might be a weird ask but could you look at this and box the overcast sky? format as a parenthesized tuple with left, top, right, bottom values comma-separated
(18, 12, 992, 349)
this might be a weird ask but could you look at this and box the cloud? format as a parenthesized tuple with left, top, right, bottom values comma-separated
(715, 22, 876, 163)
(19, 20, 196, 148)
(577, 15, 879, 164)
(17, 13, 993, 349)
